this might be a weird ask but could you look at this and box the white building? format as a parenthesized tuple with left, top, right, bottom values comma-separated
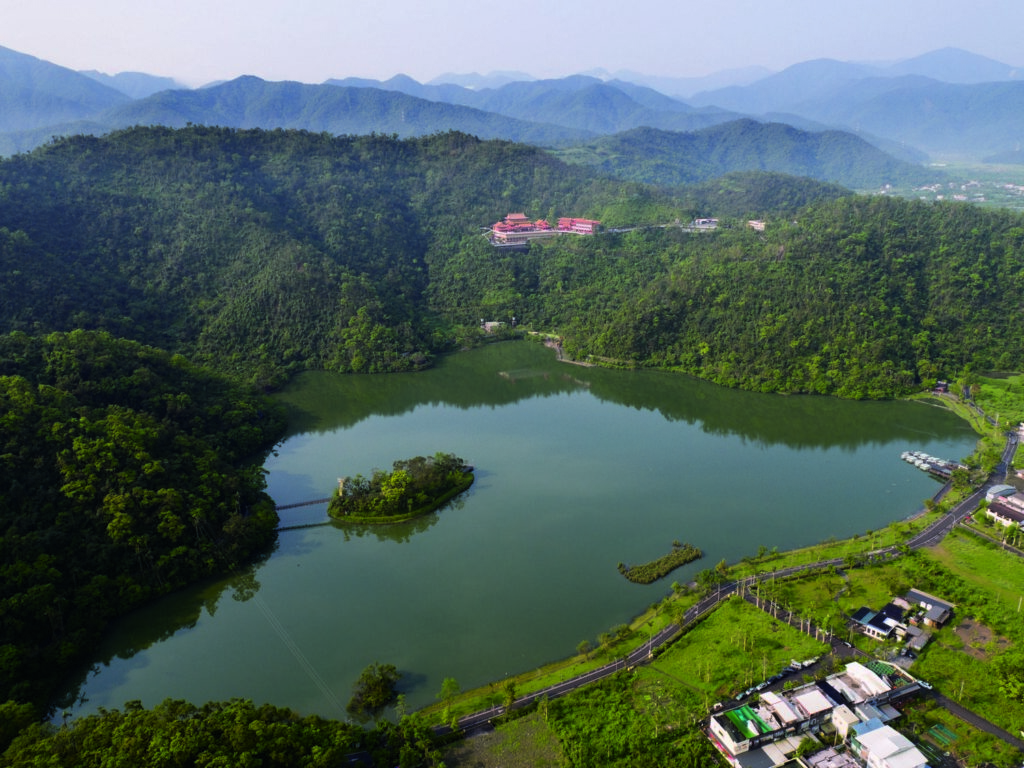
(849, 719, 928, 768)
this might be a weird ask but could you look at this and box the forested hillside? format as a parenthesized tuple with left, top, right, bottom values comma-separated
(427, 195, 1024, 398)
(2, 126, 1023, 404)
(0, 331, 285, 707)
(556, 121, 940, 189)
(0, 127, 655, 386)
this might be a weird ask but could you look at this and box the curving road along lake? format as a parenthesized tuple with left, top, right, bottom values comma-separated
(57, 342, 978, 718)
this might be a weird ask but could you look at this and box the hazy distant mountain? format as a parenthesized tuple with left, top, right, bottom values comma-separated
(799, 79, 1024, 157)
(80, 70, 185, 98)
(427, 71, 534, 89)
(464, 77, 723, 133)
(0, 45, 128, 132)
(886, 47, 1022, 83)
(324, 73, 740, 135)
(93, 76, 594, 145)
(4, 43, 1020, 161)
(756, 110, 930, 165)
(595, 66, 775, 98)
(690, 49, 1023, 116)
(982, 149, 1024, 164)
(556, 120, 939, 189)
(682, 49, 1024, 158)
(688, 59, 882, 114)
(324, 74, 475, 105)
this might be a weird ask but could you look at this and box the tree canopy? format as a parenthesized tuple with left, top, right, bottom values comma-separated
(0, 330, 285, 707)
(347, 662, 402, 720)
(329, 453, 473, 521)
(3, 127, 1022, 399)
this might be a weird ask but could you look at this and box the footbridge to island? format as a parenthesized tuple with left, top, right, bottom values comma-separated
(273, 498, 332, 531)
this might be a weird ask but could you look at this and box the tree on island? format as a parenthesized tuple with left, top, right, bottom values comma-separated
(329, 452, 473, 521)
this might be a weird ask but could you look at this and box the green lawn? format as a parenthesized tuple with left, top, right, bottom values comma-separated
(929, 526, 1024, 608)
(976, 375, 1024, 429)
(648, 596, 829, 704)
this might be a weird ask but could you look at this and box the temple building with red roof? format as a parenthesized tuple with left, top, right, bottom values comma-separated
(489, 212, 599, 245)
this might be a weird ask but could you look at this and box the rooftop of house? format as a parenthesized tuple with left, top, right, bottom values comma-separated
(904, 589, 954, 612)
(990, 499, 1024, 523)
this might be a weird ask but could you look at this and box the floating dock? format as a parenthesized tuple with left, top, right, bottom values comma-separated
(900, 450, 964, 479)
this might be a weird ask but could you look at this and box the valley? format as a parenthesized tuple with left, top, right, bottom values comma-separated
(3, 35, 1024, 767)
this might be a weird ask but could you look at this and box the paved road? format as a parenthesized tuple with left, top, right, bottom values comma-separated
(438, 430, 1019, 740)
(444, 587, 727, 734)
(928, 692, 1024, 752)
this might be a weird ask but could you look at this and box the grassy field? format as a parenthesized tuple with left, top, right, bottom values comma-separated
(976, 374, 1024, 429)
(432, 534, 1024, 767)
(648, 596, 829, 704)
(444, 712, 563, 767)
(898, 697, 1023, 768)
(439, 598, 826, 768)
(729, 513, 939, 579)
(929, 526, 1024, 608)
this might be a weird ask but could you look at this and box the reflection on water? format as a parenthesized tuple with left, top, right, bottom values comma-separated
(56, 341, 978, 719)
(279, 341, 965, 452)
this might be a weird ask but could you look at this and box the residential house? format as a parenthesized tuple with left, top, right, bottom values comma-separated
(903, 589, 954, 628)
(848, 719, 928, 768)
(851, 603, 905, 641)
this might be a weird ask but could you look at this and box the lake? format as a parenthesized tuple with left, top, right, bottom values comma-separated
(57, 341, 977, 718)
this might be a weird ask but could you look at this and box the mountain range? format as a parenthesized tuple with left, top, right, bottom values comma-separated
(0, 44, 1021, 179)
(556, 121, 939, 189)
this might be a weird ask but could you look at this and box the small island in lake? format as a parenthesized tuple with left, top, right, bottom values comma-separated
(618, 541, 703, 584)
(328, 452, 474, 523)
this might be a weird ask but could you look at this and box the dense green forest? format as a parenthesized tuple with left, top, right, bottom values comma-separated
(0, 697, 444, 767)
(3, 127, 1023, 401)
(432, 195, 1024, 397)
(554, 121, 940, 190)
(0, 330, 285, 710)
(0, 127, 682, 387)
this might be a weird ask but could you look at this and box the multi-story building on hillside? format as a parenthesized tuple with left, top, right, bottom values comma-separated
(556, 216, 601, 234)
(488, 213, 600, 245)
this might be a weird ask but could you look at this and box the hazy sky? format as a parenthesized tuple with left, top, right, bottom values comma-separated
(3, 0, 1022, 85)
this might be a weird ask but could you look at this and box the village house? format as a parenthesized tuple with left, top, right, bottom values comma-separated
(850, 603, 906, 641)
(902, 589, 954, 629)
(708, 661, 927, 768)
(850, 589, 952, 648)
(985, 487, 1024, 527)
(988, 500, 1024, 527)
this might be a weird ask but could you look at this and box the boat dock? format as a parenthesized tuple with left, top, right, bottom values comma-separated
(900, 450, 964, 479)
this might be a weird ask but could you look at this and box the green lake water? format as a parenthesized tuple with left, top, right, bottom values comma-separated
(57, 341, 978, 718)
